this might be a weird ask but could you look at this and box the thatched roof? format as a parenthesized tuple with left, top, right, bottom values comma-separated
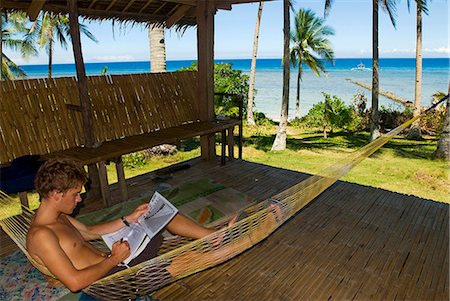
(1, 0, 271, 27)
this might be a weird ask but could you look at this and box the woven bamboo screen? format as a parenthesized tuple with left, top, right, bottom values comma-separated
(0, 71, 199, 165)
(89, 71, 200, 142)
(0, 77, 84, 164)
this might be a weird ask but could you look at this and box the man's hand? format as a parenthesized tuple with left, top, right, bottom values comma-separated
(125, 204, 149, 224)
(110, 240, 131, 265)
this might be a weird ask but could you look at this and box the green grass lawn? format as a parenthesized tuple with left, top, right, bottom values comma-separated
(6, 124, 449, 216)
(243, 125, 449, 203)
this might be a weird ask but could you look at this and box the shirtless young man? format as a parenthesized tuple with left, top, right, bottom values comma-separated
(26, 158, 221, 292)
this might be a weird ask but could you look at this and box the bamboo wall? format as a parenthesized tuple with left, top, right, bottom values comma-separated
(0, 71, 199, 165)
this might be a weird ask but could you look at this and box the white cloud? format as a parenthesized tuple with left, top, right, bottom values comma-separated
(90, 55, 135, 62)
(382, 48, 415, 54)
(423, 47, 450, 54)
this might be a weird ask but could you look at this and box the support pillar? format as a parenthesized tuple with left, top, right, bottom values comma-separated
(197, 0, 216, 160)
(68, 1, 101, 200)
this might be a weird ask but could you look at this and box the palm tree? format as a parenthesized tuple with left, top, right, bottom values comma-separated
(1, 11, 37, 80)
(271, 0, 290, 151)
(247, 1, 264, 126)
(434, 86, 450, 160)
(290, 8, 334, 119)
(325, 0, 398, 141)
(370, 0, 399, 141)
(407, 0, 428, 139)
(32, 12, 97, 78)
(149, 24, 166, 72)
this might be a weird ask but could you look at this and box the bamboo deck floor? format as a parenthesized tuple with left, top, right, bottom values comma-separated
(149, 158, 448, 301)
(0, 158, 448, 300)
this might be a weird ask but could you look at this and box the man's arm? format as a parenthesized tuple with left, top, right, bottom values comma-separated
(28, 227, 130, 292)
(68, 204, 149, 240)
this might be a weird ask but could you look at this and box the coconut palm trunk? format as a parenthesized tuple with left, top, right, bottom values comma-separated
(434, 84, 450, 160)
(295, 56, 302, 118)
(149, 25, 166, 73)
(408, 3, 423, 139)
(370, 0, 381, 141)
(247, 1, 264, 126)
(0, 11, 3, 81)
(271, 0, 290, 151)
(48, 18, 53, 78)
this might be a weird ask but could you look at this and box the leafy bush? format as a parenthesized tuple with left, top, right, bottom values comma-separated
(254, 111, 276, 126)
(123, 152, 147, 168)
(179, 62, 250, 117)
(300, 93, 356, 136)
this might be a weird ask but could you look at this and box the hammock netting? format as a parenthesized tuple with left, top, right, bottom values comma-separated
(0, 104, 443, 300)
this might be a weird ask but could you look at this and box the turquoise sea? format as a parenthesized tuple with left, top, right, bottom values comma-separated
(20, 58, 449, 120)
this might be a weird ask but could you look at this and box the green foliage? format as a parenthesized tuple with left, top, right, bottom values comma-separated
(123, 152, 147, 169)
(300, 93, 355, 133)
(101, 66, 108, 75)
(254, 112, 276, 126)
(290, 8, 335, 75)
(1, 11, 37, 79)
(179, 62, 250, 117)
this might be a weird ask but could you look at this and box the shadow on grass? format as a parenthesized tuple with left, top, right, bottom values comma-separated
(243, 130, 438, 160)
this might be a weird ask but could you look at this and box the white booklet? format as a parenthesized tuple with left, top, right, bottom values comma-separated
(102, 191, 178, 265)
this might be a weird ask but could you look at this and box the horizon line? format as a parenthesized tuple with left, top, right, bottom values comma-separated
(19, 57, 448, 67)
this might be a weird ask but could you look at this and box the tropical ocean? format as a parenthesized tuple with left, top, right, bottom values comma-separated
(20, 58, 449, 120)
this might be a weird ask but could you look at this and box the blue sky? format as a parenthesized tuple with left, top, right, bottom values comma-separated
(8, 0, 449, 65)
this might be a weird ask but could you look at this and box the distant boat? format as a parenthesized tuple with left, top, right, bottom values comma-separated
(351, 63, 371, 71)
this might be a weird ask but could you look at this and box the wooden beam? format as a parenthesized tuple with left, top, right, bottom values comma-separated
(87, 0, 99, 9)
(162, 0, 197, 6)
(106, 0, 118, 11)
(197, 1, 216, 160)
(166, 4, 192, 28)
(68, 1, 94, 147)
(27, 0, 45, 21)
(123, 0, 137, 12)
(154, 2, 167, 15)
(68, 0, 101, 200)
(139, 0, 155, 14)
(1, 2, 175, 24)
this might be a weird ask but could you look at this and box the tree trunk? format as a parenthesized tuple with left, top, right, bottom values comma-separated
(271, 0, 290, 151)
(48, 18, 53, 79)
(370, 0, 380, 141)
(247, 1, 264, 126)
(434, 85, 450, 160)
(408, 4, 423, 139)
(149, 25, 166, 73)
(323, 98, 328, 139)
(0, 9, 3, 81)
(295, 56, 302, 119)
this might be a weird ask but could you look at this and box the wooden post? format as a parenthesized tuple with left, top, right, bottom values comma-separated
(115, 156, 128, 203)
(68, 1, 101, 200)
(97, 161, 111, 207)
(197, 0, 216, 160)
(18, 192, 29, 208)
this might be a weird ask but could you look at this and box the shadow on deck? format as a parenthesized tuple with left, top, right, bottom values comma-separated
(1, 158, 448, 300)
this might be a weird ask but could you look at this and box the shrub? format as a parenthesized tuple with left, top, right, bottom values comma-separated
(254, 111, 275, 126)
(300, 93, 356, 137)
(179, 62, 250, 117)
(123, 152, 147, 168)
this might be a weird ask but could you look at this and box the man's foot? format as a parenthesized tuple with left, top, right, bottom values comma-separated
(267, 199, 286, 224)
(208, 211, 249, 249)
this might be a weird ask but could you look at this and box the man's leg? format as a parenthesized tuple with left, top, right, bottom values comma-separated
(165, 213, 215, 239)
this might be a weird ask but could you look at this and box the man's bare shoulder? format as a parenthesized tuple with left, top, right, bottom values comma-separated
(27, 223, 59, 252)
